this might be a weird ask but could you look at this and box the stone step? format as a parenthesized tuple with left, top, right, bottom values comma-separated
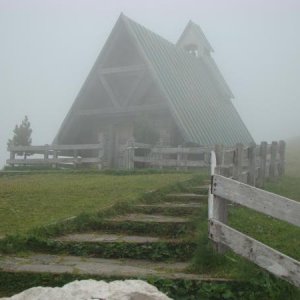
(0, 254, 228, 282)
(55, 233, 165, 243)
(136, 202, 201, 209)
(133, 202, 202, 216)
(96, 213, 194, 237)
(48, 232, 197, 261)
(107, 213, 190, 224)
(165, 193, 207, 202)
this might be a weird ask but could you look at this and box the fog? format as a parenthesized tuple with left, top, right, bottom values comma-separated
(1, 0, 300, 168)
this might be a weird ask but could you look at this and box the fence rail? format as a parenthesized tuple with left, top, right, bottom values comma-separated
(126, 140, 285, 187)
(6, 140, 286, 179)
(208, 151, 300, 288)
(7, 144, 103, 168)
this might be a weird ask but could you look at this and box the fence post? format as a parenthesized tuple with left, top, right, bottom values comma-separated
(97, 145, 102, 170)
(127, 138, 135, 170)
(214, 144, 224, 175)
(233, 143, 243, 181)
(44, 148, 49, 160)
(97, 134, 104, 170)
(211, 147, 228, 254)
(278, 140, 286, 176)
(9, 150, 15, 167)
(248, 142, 256, 186)
(270, 141, 278, 180)
(176, 145, 182, 171)
(73, 149, 79, 168)
(257, 141, 267, 187)
(52, 150, 58, 169)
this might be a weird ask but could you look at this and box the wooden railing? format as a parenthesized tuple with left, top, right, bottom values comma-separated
(208, 151, 300, 288)
(214, 141, 286, 187)
(125, 142, 211, 170)
(124, 140, 285, 187)
(7, 144, 103, 168)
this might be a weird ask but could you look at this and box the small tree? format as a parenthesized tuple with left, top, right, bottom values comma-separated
(7, 116, 32, 156)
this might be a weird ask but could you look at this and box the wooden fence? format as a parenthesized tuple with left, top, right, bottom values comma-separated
(7, 144, 103, 168)
(124, 140, 285, 187)
(208, 151, 300, 288)
(6, 140, 286, 181)
(214, 141, 286, 187)
(123, 141, 211, 170)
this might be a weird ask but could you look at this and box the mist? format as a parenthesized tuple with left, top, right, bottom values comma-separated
(1, 0, 300, 168)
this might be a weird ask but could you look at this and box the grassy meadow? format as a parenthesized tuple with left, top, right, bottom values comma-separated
(285, 136, 300, 177)
(0, 138, 299, 298)
(231, 138, 300, 268)
(0, 172, 193, 235)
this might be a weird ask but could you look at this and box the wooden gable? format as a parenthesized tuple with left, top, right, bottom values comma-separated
(55, 15, 169, 145)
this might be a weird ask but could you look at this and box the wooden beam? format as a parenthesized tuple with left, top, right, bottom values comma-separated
(8, 144, 103, 152)
(100, 64, 146, 74)
(213, 174, 300, 227)
(76, 103, 169, 117)
(6, 158, 101, 165)
(133, 157, 207, 167)
(209, 219, 300, 287)
(99, 74, 120, 108)
(150, 147, 211, 154)
(124, 70, 146, 107)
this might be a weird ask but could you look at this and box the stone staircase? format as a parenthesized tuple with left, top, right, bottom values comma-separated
(0, 180, 228, 298)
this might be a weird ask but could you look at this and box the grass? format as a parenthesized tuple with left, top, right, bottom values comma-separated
(0, 172, 194, 235)
(285, 136, 300, 177)
(191, 137, 300, 285)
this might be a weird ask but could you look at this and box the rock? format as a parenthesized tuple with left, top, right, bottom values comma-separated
(1, 279, 172, 300)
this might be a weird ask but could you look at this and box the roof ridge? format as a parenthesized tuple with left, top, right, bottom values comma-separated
(122, 14, 203, 64)
(122, 14, 176, 46)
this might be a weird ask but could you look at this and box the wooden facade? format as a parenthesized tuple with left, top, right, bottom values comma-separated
(54, 14, 254, 168)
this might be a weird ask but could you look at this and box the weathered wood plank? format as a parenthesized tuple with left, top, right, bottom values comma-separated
(76, 103, 169, 116)
(278, 140, 286, 176)
(211, 148, 228, 253)
(257, 141, 267, 187)
(7, 157, 101, 165)
(133, 157, 207, 167)
(213, 175, 300, 227)
(100, 64, 146, 74)
(132, 142, 152, 149)
(209, 220, 300, 287)
(270, 141, 279, 179)
(233, 143, 243, 181)
(151, 147, 211, 154)
(8, 144, 103, 152)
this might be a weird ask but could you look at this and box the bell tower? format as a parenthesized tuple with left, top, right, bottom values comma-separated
(177, 21, 213, 58)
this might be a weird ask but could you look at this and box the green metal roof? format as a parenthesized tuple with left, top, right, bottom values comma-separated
(123, 16, 254, 146)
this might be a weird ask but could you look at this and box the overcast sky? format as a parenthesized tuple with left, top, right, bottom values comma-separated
(1, 0, 300, 168)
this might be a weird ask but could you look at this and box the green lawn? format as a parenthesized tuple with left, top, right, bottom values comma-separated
(0, 172, 193, 235)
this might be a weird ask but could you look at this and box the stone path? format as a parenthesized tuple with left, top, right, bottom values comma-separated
(136, 202, 201, 209)
(0, 254, 228, 282)
(55, 233, 164, 243)
(0, 182, 220, 293)
(107, 213, 190, 223)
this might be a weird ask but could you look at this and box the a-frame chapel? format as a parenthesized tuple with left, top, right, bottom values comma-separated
(54, 14, 254, 167)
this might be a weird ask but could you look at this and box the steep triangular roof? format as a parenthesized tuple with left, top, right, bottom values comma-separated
(55, 14, 254, 146)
